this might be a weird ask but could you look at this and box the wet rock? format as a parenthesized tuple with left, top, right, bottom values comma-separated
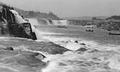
(32, 52, 39, 56)
(29, 42, 70, 54)
(77, 48, 87, 52)
(75, 40, 78, 43)
(80, 43, 86, 45)
(21, 51, 39, 56)
(20, 51, 46, 60)
(36, 54, 46, 60)
(5, 47, 14, 51)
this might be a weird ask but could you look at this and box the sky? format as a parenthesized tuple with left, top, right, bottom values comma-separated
(1, 0, 120, 17)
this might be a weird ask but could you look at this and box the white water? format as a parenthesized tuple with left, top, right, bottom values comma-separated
(27, 18, 120, 72)
(41, 40, 120, 72)
(37, 36, 120, 72)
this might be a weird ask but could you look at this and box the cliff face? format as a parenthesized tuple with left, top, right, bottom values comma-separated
(0, 3, 36, 39)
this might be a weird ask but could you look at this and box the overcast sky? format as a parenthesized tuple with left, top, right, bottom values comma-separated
(1, 0, 120, 17)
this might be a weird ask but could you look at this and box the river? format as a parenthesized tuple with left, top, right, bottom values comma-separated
(27, 18, 120, 72)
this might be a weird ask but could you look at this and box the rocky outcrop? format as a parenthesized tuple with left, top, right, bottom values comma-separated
(0, 22, 37, 40)
(0, 4, 37, 40)
(0, 3, 59, 40)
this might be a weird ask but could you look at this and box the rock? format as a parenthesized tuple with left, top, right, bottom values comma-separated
(5, 47, 14, 51)
(21, 51, 39, 56)
(36, 53, 46, 60)
(80, 43, 86, 45)
(77, 48, 87, 52)
(75, 40, 78, 43)
(20, 51, 46, 60)
(29, 42, 70, 54)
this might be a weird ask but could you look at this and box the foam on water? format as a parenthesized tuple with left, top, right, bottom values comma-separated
(6, 43, 120, 72)
(2, 18, 120, 72)
(36, 37, 120, 72)
(40, 36, 120, 51)
(42, 50, 120, 72)
(1, 37, 120, 72)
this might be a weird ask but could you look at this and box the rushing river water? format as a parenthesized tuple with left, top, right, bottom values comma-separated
(25, 18, 120, 72)
(39, 37, 120, 72)
(1, 36, 120, 72)
(0, 19, 119, 72)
